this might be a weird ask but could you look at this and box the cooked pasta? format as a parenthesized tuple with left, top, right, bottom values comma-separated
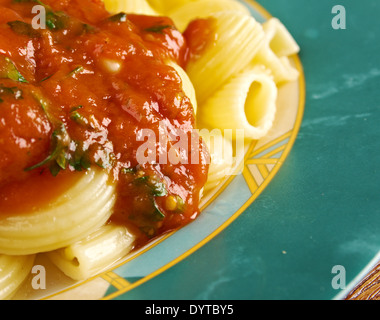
(199, 129, 235, 192)
(251, 18, 300, 84)
(167, 0, 250, 32)
(167, 61, 198, 115)
(186, 11, 265, 104)
(197, 66, 278, 140)
(0, 255, 35, 300)
(263, 18, 300, 58)
(47, 224, 135, 281)
(0, 170, 116, 256)
(146, 0, 199, 14)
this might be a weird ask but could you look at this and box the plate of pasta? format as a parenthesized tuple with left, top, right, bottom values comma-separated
(0, 0, 304, 300)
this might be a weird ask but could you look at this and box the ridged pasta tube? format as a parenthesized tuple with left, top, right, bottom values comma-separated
(168, 0, 250, 32)
(200, 130, 235, 192)
(0, 170, 116, 255)
(47, 224, 136, 281)
(197, 66, 278, 141)
(0, 254, 35, 300)
(167, 60, 198, 114)
(251, 18, 300, 84)
(186, 11, 265, 104)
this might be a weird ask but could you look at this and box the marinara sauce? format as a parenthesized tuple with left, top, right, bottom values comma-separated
(0, 0, 211, 246)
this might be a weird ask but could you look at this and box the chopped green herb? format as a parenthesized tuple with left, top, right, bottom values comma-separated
(40, 74, 53, 82)
(0, 57, 28, 83)
(149, 178, 168, 197)
(45, 10, 70, 31)
(174, 195, 185, 213)
(0, 85, 23, 101)
(144, 25, 173, 34)
(69, 105, 83, 112)
(135, 199, 165, 238)
(68, 141, 91, 172)
(7, 21, 41, 38)
(31, 90, 52, 120)
(94, 142, 116, 169)
(27, 92, 72, 175)
(68, 66, 84, 77)
(135, 175, 149, 183)
(134, 174, 168, 197)
(121, 167, 136, 175)
(25, 122, 71, 176)
(70, 111, 89, 127)
(108, 12, 127, 23)
(69, 107, 102, 131)
(153, 199, 165, 220)
(81, 23, 96, 34)
(49, 161, 62, 177)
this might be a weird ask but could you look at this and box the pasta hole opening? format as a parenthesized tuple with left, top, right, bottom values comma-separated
(244, 81, 266, 128)
(269, 36, 285, 57)
(70, 257, 80, 267)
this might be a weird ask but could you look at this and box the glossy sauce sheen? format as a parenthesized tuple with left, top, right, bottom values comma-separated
(0, 0, 210, 245)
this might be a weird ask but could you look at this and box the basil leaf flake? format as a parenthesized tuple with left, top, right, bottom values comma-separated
(144, 25, 173, 34)
(7, 21, 41, 38)
(0, 57, 28, 83)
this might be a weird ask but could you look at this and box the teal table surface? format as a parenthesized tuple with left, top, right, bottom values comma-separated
(116, 0, 380, 300)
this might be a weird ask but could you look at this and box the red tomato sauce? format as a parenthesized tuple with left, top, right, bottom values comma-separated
(0, 0, 211, 246)
(183, 18, 217, 62)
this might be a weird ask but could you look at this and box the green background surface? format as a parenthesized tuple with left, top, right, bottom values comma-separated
(118, 0, 380, 300)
